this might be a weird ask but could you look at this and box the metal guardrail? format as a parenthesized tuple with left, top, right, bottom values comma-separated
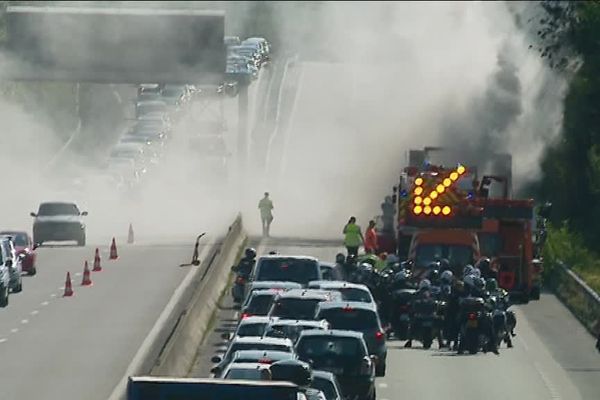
(547, 262, 600, 335)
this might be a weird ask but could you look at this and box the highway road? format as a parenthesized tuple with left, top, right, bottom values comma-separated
(0, 241, 212, 400)
(191, 238, 600, 400)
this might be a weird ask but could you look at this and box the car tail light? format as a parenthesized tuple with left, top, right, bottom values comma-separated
(236, 276, 246, 284)
(258, 358, 273, 364)
(360, 357, 372, 375)
(467, 312, 477, 321)
(241, 313, 251, 319)
(375, 331, 384, 341)
(342, 306, 354, 313)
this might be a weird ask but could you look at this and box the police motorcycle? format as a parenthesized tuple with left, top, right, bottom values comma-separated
(457, 277, 498, 355)
(487, 278, 516, 348)
(231, 247, 256, 303)
(386, 268, 416, 340)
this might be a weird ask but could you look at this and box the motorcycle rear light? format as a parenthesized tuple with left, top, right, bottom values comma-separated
(467, 312, 477, 321)
(375, 331, 384, 341)
(342, 306, 354, 312)
(241, 313, 251, 319)
(236, 276, 246, 284)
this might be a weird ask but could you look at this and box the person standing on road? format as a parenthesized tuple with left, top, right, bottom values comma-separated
(343, 216, 364, 257)
(364, 220, 379, 254)
(258, 192, 274, 237)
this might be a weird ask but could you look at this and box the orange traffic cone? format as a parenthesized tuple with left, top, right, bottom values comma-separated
(92, 248, 102, 272)
(81, 261, 93, 286)
(109, 237, 118, 260)
(63, 272, 74, 297)
(127, 223, 134, 244)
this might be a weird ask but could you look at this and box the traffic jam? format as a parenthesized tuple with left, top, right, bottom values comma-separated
(206, 151, 549, 400)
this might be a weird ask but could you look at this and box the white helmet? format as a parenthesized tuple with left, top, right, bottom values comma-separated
(472, 267, 481, 278)
(418, 279, 431, 290)
(440, 270, 454, 284)
(463, 265, 475, 277)
(463, 274, 475, 288)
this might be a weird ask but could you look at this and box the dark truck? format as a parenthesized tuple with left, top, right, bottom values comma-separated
(30, 202, 88, 246)
(127, 376, 303, 400)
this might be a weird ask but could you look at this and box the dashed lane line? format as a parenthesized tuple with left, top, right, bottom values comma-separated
(10, 328, 18, 333)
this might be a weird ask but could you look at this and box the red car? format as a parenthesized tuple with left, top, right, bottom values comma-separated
(0, 231, 36, 275)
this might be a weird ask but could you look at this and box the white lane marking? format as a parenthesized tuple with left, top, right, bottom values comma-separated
(0, 338, 7, 343)
(233, 311, 239, 320)
(534, 361, 562, 400)
(11, 328, 18, 333)
(58, 287, 64, 291)
(41, 301, 49, 306)
(107, 243, 212, 400)
(50, 293, 57, 298)
(21, 319, 28, 324)
(74, 272, 82, 276)
(31, 310, 39, 316)
(378, 383, 388, 389)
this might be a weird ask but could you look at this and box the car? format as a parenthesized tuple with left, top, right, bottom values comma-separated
(137, 83, 161, 97)
(220, 362, 271, 380)
(240, 289, 280, 320)
(224, 36, 241, 46)
(314, 302, 387, 377)
(137, 91, 161, 102)
(230, 45, 263, 67)
(242, 281, 302, 305)
(160, 84, 191, 107)
(308, 282, 376, 305)
(0, 236, 23, 293)
(250, 255, 322, 289)
(135, 100, 167, 118)
(242, 37, 271, 61)
(0, 246, 10, 307)
(319, 262, 344, 281)
(268, 289, 341, 320)
(30, 202, 88, 246)
(295, 329, 376, 400)
(0, 231, 36, 275)
(211, 336, 295, 376)
(231, 316, 275, 338)
(229, 350, 296, 365)
(264, 319, 330, 343)
(311, 370, 345, 400)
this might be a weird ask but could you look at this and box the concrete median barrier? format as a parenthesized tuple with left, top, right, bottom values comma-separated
(151, 214, 246, 377)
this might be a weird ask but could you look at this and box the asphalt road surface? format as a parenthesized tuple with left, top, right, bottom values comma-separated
(192, 238, 600, 400)
(0, 240, 211, 400)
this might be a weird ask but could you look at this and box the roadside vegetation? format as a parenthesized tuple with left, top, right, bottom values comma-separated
(533, 1, 600, 292)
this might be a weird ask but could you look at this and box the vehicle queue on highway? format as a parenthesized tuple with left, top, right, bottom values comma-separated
(203, 234, 520, 400)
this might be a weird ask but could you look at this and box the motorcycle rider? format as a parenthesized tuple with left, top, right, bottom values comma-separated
(476, 257, 497, 280)
(428, 269, 442, 297)
(461, 276, 499, 355)
(405, 279, 434, 348)
(486, 278, 516, 347)
(231, 247, 257, 302)
(444, 279, 466, 350)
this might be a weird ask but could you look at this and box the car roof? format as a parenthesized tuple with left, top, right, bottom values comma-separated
(310, 281, 370, 291)
(268, 319, 329, 328)
(232, 350, 294, 360)
(312, 370, 337, 381)
(258, 255, 318, 262)
(249, 289, 281, 297)
(316, 301, 378, 312)
(238, 316, 276, 324)
(274, 289, 336, 300)
(297, 329, 364, 340)
(318, 262, 336, 267)
(231, 336, 294, 346)
(0, 230, 28, 235)
(249, 281, 303, 290)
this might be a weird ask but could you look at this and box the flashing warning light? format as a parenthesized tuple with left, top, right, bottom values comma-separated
(414, 186, 423, 196)
(423, 197, 432, 206)
(415, 177, 423, 186)
(400, 189, 408, 198)
(424, 206, 432, 215)
(443, 178, 452, 187)
(450, 172, 459, 181)
(457, 165, 466, 175)
(433, 206, 441, 215)
(413, 205, 423, 215)
(442, 206, 452, 215)
(429, 191, 438, 200)
(436, 184, 445, 194)
(467, 191, 474, 200)
(414, 196, 423, 205)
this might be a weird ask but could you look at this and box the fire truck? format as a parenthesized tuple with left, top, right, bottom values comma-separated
(393, 147, 541, 302)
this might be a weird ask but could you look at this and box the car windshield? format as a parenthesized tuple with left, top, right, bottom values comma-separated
(270, 298, 322, 320)
(415, 244, 473, 269)
(266, 324, 321, 342)
(318, 308, 379, 331)
(224, 368, 263, 380)
(339, 288, 372, 303)
(237, 323, 268, 337)
(38, 203, 79, 216)
(0, 232, 28, 246)
(257, 258, 320, 285)
(245, 294, 275, 315)
(297, 336, 363, 359)
(312, 377, 337, 400)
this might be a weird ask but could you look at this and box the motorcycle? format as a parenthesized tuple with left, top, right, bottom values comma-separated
(390, 288, 416, 340)
(457, 297, 494, 354)
(231, 258, 254, 303)
(490, 295, 515, 348)
(410, 297, 437, 349)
